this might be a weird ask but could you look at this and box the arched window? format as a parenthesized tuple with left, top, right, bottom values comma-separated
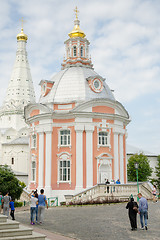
(98, 132, 108, 146)
(31, 161, 36, 182)
(31, 134, 37, 149)
(67, 48, 70, 58)
(73, 46, 77, 57)
(80, 46, 83, 57)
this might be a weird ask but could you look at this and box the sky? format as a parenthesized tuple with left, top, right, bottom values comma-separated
(0, 0, 160, 154)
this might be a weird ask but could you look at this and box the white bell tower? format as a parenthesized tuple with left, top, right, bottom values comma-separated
(0, 26, 36, 130)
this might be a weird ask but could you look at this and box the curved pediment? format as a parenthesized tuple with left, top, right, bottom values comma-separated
(71, 98, 129, 119)
(24, 103, 53, 120)
(96, 152, 113, 160)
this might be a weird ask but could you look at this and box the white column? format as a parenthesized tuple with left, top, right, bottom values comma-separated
(85, 125, 94, 188)
(114, 132, 119, 181)
(119, 134, 124, 183)
(45, 131, 52, 196)
(38, 132, 44, 190)
(125, 132, 128, 183)
(75, 125, 84, 191)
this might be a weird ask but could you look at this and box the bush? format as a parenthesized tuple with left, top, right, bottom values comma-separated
(68, 197, 121, 206)
(14, 201, 23, 208)
(0, 165, 23, 200)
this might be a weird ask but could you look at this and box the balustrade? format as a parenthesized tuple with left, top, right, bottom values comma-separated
(65, 182, 153, 205)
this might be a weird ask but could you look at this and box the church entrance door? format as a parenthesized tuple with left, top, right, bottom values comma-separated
(99, 164, 112, 183)
(97, 153, 113, 184)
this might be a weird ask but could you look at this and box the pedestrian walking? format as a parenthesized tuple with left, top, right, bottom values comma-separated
(138, 193, 148, 230)
(152, 185, 157, 203)
(30, 191, 38, 225)
(38, 189, 48, 224)
(10, 199, 15, 220)
(126, 197, 138, 231)
(35, 192, 38, 223)
(3, 192, 11, 217)
(0, 192, 3, 214)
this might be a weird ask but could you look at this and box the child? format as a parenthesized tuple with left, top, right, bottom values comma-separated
(10, 199, 15, 220)
(0, 192, 3, 214)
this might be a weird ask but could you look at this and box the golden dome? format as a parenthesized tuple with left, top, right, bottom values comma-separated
(17, 28, 28, 41)
(68, 7, 86, 38)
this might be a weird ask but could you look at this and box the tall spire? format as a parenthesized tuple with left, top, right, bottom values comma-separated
(2, 25, 36, 111)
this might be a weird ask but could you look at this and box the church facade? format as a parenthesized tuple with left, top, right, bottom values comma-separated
(25, 11, 130, 202)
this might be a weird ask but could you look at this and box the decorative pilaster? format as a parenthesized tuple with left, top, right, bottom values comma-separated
(75, 125, 84, 191)
(114, 132, 119, 181)
(45, 130, 52, 196)
(85, 125, 94, 188)
(119, 134, 124, 183)
(38, 132, 44, 190)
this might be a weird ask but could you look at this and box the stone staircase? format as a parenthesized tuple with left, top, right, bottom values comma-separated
(65, 182, 153, 205)
(0, 215, 46, 240)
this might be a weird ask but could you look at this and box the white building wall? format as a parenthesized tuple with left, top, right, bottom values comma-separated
(1, 144, 29, 174)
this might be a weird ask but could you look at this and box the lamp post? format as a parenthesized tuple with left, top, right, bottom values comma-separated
(134, 162, 139, 201)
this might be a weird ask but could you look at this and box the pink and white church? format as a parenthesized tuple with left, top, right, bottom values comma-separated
(25, 11, 130, 202)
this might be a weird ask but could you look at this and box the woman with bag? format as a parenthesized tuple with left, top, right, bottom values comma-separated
(126, 197, 138, 231)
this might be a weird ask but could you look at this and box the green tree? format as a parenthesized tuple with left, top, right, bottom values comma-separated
(0, 165, 23, 200)
(152, 155, 160, 191)
(127, 153, 152, 182)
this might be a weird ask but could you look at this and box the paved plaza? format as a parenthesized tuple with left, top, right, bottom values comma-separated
(15, 201, 160, 240)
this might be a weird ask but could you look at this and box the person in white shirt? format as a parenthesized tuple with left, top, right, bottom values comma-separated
(30, 191, 38, 225)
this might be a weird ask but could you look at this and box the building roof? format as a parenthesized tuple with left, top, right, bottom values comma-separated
(3, 136, 29, 145)
(0, 128, 10, 134)
(39, 67, 115, 104)
(126, 144, 158, 157)
(13, 170, 28, 176)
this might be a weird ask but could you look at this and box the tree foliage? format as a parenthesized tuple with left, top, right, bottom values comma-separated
(0, 165, 23, 200)
(127, 153, 152, 182)
(152, 155, 160, 191)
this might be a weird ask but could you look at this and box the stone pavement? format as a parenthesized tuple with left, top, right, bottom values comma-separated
(15, 201, 160, 240)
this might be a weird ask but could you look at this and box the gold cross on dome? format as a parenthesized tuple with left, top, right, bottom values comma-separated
(20, 17, 26, 30)
(74, 6, 79, 19)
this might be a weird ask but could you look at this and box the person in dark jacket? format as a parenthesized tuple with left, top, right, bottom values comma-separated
(126, 197, 138, 231)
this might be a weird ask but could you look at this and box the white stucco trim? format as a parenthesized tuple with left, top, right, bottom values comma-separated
(75, 125, 84, 191)
(85, 125, 94, 188)
(45, 131, 52, 195)
(114, 132, 119, 181)
(119, 134, 124, 183)
(38, 132, 44, 190)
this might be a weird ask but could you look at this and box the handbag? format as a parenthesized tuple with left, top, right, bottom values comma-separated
(133, 202, 138, 213)
(133, 206, 138, 213)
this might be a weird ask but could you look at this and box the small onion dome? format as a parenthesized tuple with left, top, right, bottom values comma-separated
(17, 28, 28, 41)
(68, 19, 86, 38)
